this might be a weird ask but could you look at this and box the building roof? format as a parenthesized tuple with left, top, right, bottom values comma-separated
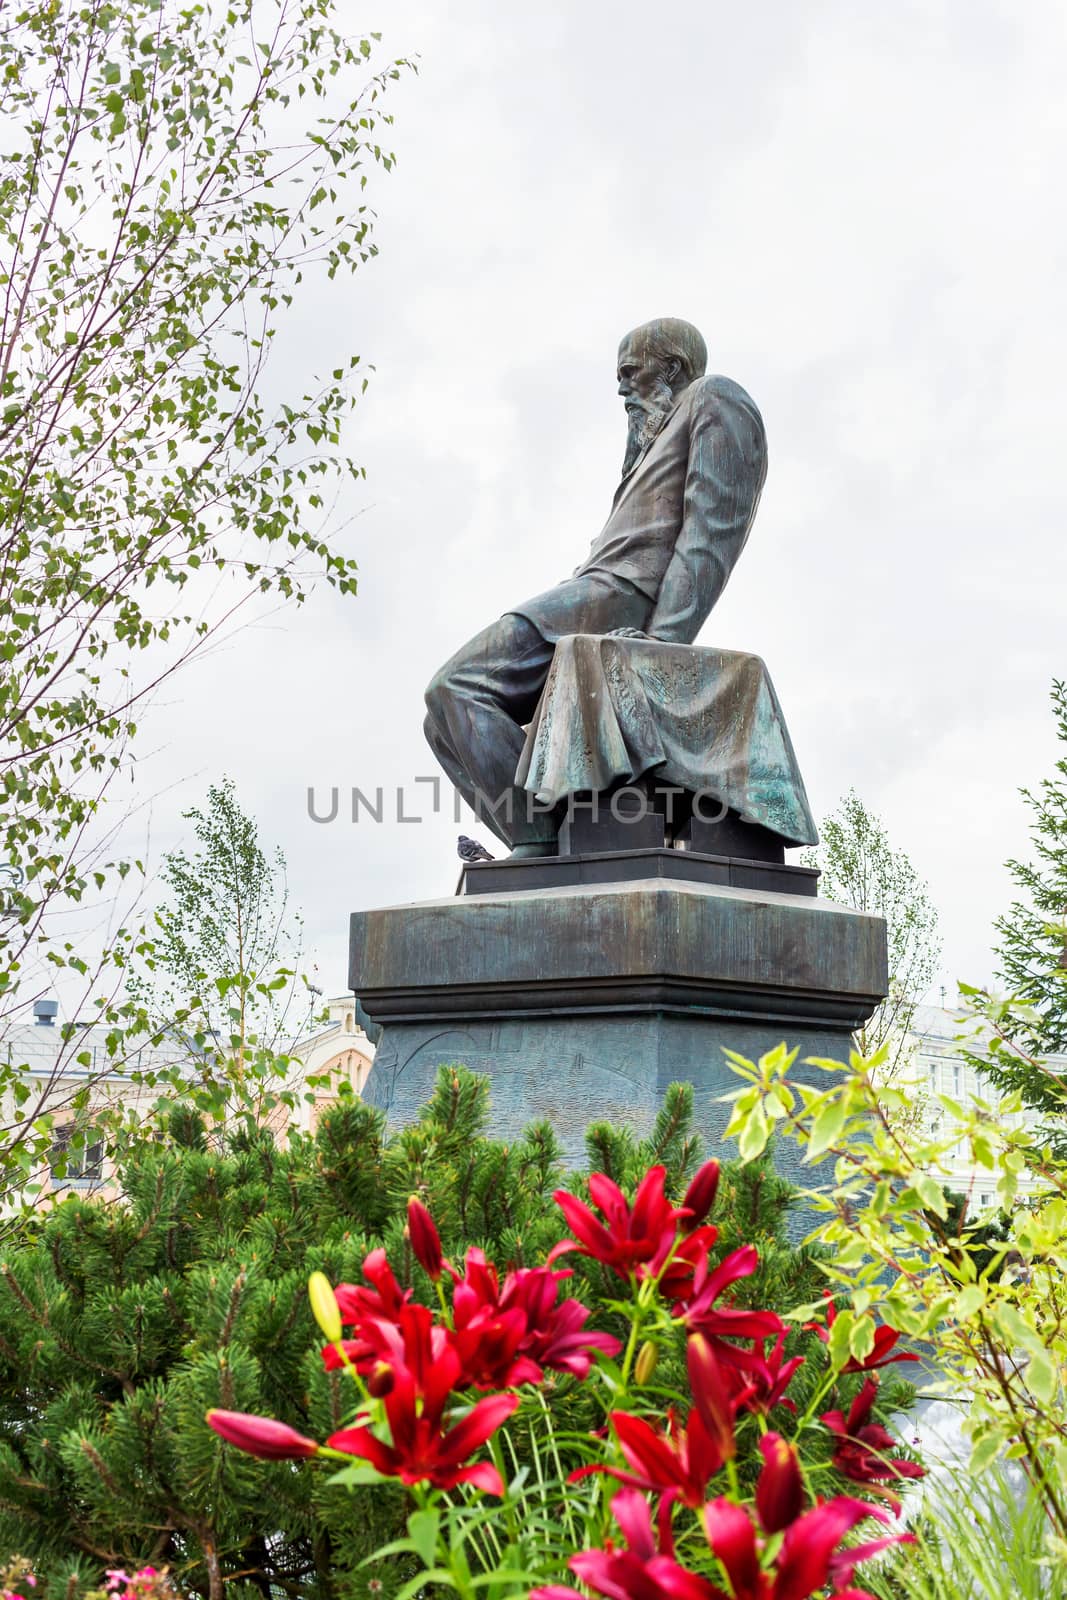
(909, 1002, 1067, 1069)
(4, 1022, 197, 1080)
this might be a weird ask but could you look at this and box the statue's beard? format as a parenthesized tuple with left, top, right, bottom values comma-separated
(621, 376, 675, 475)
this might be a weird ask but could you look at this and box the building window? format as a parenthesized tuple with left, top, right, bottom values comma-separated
(981, 1192, 992, 1207)
(49, 1124, 104, 1186)
(953, 1064, 961, 1094)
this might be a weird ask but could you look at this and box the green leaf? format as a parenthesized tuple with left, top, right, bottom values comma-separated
(953, 1285, 985, 1322)
(968, 1431, 1002, 1475)
(912, 1173, 948, 1218)
(829, 1307, 855, 1371)
(394, 1572, 458, 1600)
(469, 1574, 545, 1590)
(784, 1297, 831, 1323)
(358, 1537, 418, 1564)
(848, 1316, 875, 1364)
(1027, 1348, 1059, 1406)
(737, 1101, 770, 1162)
(764, 1085, 793, 1119)
(991, 1302, 1044, 1357)
(327, 1461, 385, 1487)
(408, 1507, 439, 1568)
(830, 1237, 869, 1270)
(806, 1098, 847, 1161)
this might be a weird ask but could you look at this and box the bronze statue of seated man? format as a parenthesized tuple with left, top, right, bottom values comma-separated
(423, 317, 768, 857)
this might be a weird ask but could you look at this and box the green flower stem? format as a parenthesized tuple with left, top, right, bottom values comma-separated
(617, 1276, 657, 1399)
(795, 1363, 845, 1431)
(488, 1430, 519, 1547)
(583, 1274, 656, 1543)
(332, 1340, 371, 1404)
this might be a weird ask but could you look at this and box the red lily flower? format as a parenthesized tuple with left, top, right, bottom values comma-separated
(830, 1531, 918, 1592)
(446, 1249, 535, 1387)
(206, 1409, 319, 1461)
(327, 1356, 518, 1493)
(774, 1497, 910, 1599)
(658, 1224, 722, 1302)
(686, 1334, 756, 1463)
(806, 1292, 919, 1373)
(703, 1500, 763, 1597)
(715, 1331, 805, 1416)
(321, 1336, 375, 1373)
(406, 1196, 446, 1280)
(450, 1243, 499, 1307)
(502, 1263, 622, 1377)
(324, 1298, 456, 1390)
(452, 1302, 542, 1390)
(568, 1405, 724, 1507)
(325, 1251, 436, 1377)
(333, 1247, 411, 1328)
(550, 1166, 690, 1283)
(449, 1248, 620, 1387)
(676, 1245, 785, 1345)
(365, 1360, 395, 1397)
(445, 1247, 538, 1387)
(531, 1487, 720, 1600)
(372, 1302, 454, 1389)
(821, 1377, 927, 1492)
(704, 1488, 905, 1600)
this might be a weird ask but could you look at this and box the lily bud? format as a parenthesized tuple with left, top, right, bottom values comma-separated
(406, 1196, 444, 1280)
(206, 1408, 319, 1460)
(308, 1271, 342, 1345)
(686, 1333, 736, 1461)
(755, 1431, 804, 1532)
(681, 1160, 720, 1231)
(634, 1340, 658, 1386)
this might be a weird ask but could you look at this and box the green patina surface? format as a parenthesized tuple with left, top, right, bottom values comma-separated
(351, 876, 888, 1233)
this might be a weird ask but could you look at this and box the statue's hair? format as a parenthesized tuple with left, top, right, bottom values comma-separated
(621, 318, 708, 381)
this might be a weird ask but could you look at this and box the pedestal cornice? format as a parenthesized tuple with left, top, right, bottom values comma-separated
(350, 876, 887, 1032)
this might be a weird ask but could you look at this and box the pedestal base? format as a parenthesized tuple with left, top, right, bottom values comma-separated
(351, 874, 887, 1210)
(364, 1012, 860, 1186)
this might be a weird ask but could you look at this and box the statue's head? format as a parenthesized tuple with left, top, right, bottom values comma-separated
(617, 318, 707, 398)
(616, 318, 707, 474)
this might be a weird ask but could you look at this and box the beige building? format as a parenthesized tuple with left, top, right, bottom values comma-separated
(4, 994, 375, 1200)
(272, 993, 377, 1136)
(910, 1002, 1064, 1209)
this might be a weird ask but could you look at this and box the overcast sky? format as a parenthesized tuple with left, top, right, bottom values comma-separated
(132, 0, 1066, 1005)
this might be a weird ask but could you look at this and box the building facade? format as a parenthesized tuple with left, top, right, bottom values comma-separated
(909, 1002, 1065, 1208)
(2, 994, 375, 1201)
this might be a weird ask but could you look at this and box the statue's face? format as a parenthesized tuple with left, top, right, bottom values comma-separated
(616, 335, 671, 410)
(616, 332, 678, 475)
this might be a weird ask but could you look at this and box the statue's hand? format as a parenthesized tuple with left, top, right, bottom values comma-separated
(605, 627, 648, 640)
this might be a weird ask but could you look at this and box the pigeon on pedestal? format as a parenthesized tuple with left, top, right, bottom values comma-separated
(457, 834, 495, 863)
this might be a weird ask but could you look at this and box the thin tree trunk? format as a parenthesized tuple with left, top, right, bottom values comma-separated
(202, 1532, 224, 1600)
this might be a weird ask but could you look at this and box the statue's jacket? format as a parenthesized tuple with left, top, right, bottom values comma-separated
(510, 374, 768, 646)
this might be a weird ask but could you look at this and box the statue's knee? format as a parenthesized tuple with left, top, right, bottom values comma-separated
(422, 709, 450, 758)
(424, 669, 456, 726)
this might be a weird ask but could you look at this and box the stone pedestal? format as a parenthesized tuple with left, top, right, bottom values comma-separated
(350, 861, 887, 1192)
